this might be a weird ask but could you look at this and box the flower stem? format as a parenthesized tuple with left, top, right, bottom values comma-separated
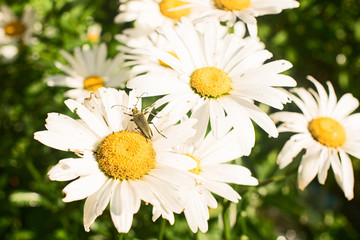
(222, 200, 231, 240)
(240, 166, 298, 195)
(158, 218, 166, 240)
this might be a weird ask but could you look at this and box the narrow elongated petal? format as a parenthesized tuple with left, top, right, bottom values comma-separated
(84, 179, 116, 231)
(62, 173, 107, 202)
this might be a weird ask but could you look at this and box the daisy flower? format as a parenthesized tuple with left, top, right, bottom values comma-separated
(127, 18, 296, 155)
(34, 88, 200, 232)
(271, 76, 360, 200)
(45, 43, 131, 101)
(172, 129, 258, 232)
(0, 5, 35, 62)
(87, 23, 102, 43)
(181, 0, 299, 36)
(0, 4, 35, 46)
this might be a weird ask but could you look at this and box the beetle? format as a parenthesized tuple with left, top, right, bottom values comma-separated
(115, 93, 166, 140)
(128, 105, 154, 140)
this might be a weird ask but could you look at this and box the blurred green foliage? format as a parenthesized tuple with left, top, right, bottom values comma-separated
(0, 0, 359, 239)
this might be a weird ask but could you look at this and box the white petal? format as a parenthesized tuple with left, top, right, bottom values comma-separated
(220, 97, 255, 155)
(209, 99, 228, 138)
(153, 117, 197, 150)
(205, 180, 241, 203)
(330, 149, 343, 188)
(297, 145, 322, 190)
(98, 88, 127, 132)
(317, 147, 331, 184)
(62, 173, 107, 202)
(339, 151, 354, 200)
(202, 164, 258, 186)
(307, 76, 328, 116)
(65, 99, 111, 138)
(144, 175, 184, 213)
(127, 73, 188, 96)
(231, 97, 279, 137)
(332, 93, 359, 119)
(110, 181, 139, 233)
(34, 113, 99, 152)
(197, 131, 244, 166)
(276, 134, 309, 169)
(290, 88, 318, 119)
(188, 102, 210, 147)
(156, 153, 196, 170)
(48, 158, 99, 181)
(83, 179, 116, 231)
(183, 189, 209, 233)
(44, 75, 82, 88)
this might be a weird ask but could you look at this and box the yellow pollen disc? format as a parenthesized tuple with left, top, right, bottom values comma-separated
(159, 0, 191, 20)
(186, 154, 201, 175)
(96, 131, 156, 180)
(4, 21, 26, 37)
(190, 66, 232, 98)
(83, 75, 105, 91)
(214, 0, 251, 11)
(158, 51, 178, 68)
(87, 33, 100, 43)
(308, 117, 346, 148)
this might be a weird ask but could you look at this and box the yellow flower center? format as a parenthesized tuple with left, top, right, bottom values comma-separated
(214, 0, 251, 11)
(308, 117, 346, 148)
(83, 76, 104, 91)
(190, 67, 232, 98)
(96, 131, 156, 181)
(4, 21, 26, 37)
(158, 51, 179, 68)
(186, 154, 201, 175)
(159, 0, 191, 20)
(87, 33, 100, 43)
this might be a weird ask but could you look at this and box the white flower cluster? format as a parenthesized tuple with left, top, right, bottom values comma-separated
(26, 0, 359, 235)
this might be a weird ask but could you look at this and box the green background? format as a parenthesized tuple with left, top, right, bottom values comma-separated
(1, 0, 359, 239)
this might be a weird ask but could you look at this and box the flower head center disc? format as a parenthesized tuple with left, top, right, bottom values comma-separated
(159, 0, 191, 20)
(96, 131, 156, 180)
(186, 154, 201, 175)
(190, 66, 232, 98)
(214, 0, 251, 11)
(5, 21, 26, 37)
(308, 117, 346, 148)
(83, 75, 104, 91)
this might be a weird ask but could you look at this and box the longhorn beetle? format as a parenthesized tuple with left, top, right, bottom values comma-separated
(114, 93, 166, 140)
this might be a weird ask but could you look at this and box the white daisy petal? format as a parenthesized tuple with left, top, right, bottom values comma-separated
(339, 151, 354, 200)
(110, 181, 138, 233)
(332, 93, 359, 119)
(209, 99, 227, 138)
(297, 145, 322, 190)
(84, 179, 116, 231)
(232, 97, 279, 137)
(156, 153, 196, 170)
(317, 147, 331, 184)
(65, 99, 111, 138)
(184, 189, 209, 233)
(205, 180, 241, 203)
(276, 134, 309, 168)
(201, 164, 258, 185)
(330, 149, 343, 190)
(48, 158, 99, 181)
(62, 173, 107, 202)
